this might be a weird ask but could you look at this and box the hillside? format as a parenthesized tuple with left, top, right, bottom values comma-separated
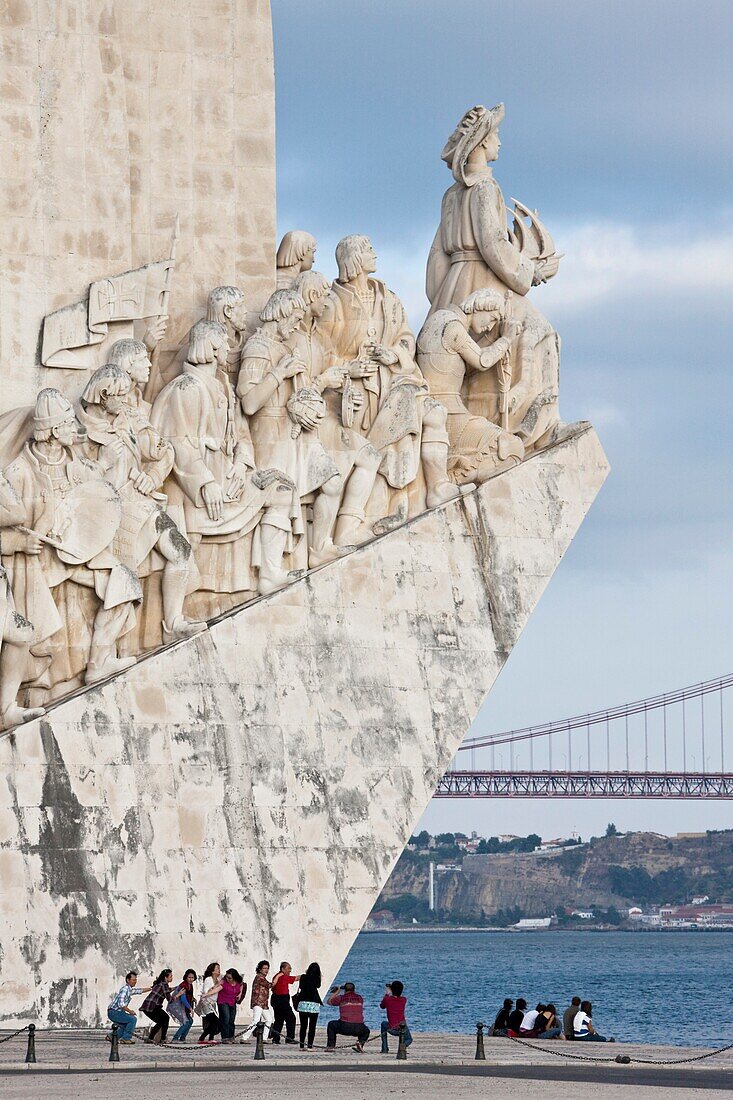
(376, 829, 733, 924)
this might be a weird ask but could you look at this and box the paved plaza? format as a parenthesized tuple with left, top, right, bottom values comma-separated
(0, 1030, 731, 1097)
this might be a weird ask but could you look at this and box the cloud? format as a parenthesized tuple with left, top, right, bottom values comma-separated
(540, 217, 733, 317)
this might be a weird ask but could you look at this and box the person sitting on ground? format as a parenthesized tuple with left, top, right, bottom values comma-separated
(538, 1003, 563, 1039)
(563, 996, 581, 1040)
(574, 1000, 614, 1042)
(491, 998, 513, 1036)
(380, 980, 413, 1052)
(141, 968, 174, 1044)
(326, 981, 370, 1052)
(519, 1002, 546, 1037)
(107, 970, 153, 1045)
(506, 997, 527, 1036)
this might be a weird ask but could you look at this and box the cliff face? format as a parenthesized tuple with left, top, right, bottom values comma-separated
(379, 831, 733, 918)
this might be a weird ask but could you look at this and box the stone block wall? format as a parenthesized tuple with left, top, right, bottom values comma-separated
(0, 0, 275, 412)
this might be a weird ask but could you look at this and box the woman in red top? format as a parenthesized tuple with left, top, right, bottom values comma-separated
(380, 980, 413, 1052)
(270, 961, 300, 1044)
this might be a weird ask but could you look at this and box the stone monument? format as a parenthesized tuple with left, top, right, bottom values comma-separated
(0, 3, 608, 1026)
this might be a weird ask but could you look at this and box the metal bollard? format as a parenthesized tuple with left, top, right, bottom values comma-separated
(109, 1023, 120, 1063)
(475, 1021, 486, 1060)
(254, 1021, 266, 1061)
(24, 1024, 36, 1064)
(396, 1022, 408, 1061)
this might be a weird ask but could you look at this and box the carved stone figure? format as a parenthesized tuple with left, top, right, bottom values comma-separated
(151, 321, 298, 600)
(0, 475, 45, 730)
(108, 338, 156, 423)
(206, 285, 249, 384)
(318, 235, 458, 529)
(238, 291, 347, 567)
(1, 390, 142, 693)
(426, 104, 562, 449)
(276, 231, 317, 290)
(416, 290, 525, 484)
(290, 271, 382, 547)
(79, 366, 205, 643)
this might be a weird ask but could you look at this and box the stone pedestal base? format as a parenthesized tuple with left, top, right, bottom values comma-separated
(0, 425, 608, 1025)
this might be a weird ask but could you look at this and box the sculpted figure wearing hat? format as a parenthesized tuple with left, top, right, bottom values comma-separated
(426, 104, 563, 450)
(1, 389, 142, 697)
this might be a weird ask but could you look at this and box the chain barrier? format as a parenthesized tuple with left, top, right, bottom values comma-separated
(0, 1025, 29, 1045)
(507, 1033, 733, 1067)
(4, 1020, 731, 1069)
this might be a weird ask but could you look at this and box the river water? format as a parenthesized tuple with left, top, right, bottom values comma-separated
(332, 930, 733, 1047)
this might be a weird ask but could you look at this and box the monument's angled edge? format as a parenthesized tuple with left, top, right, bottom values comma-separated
(0, 1, 608, 1025)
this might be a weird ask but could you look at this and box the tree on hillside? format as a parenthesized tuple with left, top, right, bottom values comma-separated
(413, 830, 431, 848)
(605, 822, 619, 837)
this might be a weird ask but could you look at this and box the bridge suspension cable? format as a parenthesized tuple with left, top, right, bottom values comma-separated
(457, 673, 733, 755)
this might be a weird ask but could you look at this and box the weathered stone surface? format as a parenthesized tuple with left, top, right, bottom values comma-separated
(0, 0, 275, 413)
(0, 425, 607, 1025)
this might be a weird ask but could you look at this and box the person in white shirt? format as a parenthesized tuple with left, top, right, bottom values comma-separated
(574, 1000, 614, 1042)
(197, 961, 224, 1044)
(519, 1003, 543, 1035)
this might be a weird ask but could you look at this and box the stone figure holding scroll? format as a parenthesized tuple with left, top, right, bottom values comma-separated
(1, 389, 142, 694)
(238, 290, 347, 568)
(151, 320, 298, 600)
(317, 235, 458, 529)
(426, 104, 562, 449)
(416, 290, 525, 484)
(79, 365, 205, 643)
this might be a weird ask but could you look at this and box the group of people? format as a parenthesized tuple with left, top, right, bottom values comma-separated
(491, 996, 614, 1042)
(106, 961, 412, 1054)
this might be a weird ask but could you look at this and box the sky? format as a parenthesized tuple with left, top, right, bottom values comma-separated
(272, 0, 733, 839)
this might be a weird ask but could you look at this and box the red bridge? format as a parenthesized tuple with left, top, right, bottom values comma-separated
(437, 674, 733, 798)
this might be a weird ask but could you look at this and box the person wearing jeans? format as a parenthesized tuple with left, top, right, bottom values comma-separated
(326, 983, 370, 1052)
(574, 1001, 614, 1042)
(169, 970, 197, 1043)
(107, 971, 152, 1045)
(380, 980, 413, 1052)
(218, 968, 245, 1043)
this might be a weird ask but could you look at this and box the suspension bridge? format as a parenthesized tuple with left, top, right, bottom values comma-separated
(436, 674, 733, 798)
